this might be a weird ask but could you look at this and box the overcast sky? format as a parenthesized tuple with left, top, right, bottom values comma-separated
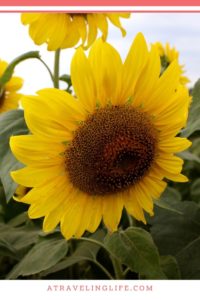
(0, 12, 200, 94)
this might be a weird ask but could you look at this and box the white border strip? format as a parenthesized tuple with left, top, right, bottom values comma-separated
(0, 6, 200, 12)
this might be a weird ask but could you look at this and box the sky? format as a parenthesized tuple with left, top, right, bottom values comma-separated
(0, 12, 200, 94)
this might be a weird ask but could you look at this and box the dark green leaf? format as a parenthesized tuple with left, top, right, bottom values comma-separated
(154, 187, 182, 214)
(190, 178, 200, 203)
(181, 79, 200, 137)
(59, 74, 71, 85)
(176, 236, 200, 279)
(178, 151, 200, 164)
(59, 74, 72, 92)
(41, 229, 105, 277)
(0, 221, 41, 265)
(7, 212, 29, 227)
(0, 238, 18, 259)
(160, 255, 181, 279)
(0, 51, 40, 86)
(104, 227, 166, 279)
(0, 109, 28, 201)
(150, 201, 200, 256)
(7, 235, 68, 279)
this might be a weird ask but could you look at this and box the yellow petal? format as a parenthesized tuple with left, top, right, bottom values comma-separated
(102, 194, 123, 232)
(86, 14, 98, 49)
(10, 135, 65, 167)
(143, 60, 181, 115)
(94, 14, 108, 41)
(60, 190, 87, 240)
(125, 189, 146, 223)
(156, 154, 184, 174)
(0, 60, 8, 76)
(21, 13, 41, 24)
(158, 137, 192, 153)
(121, 33, 149, 102)
(86, 197, 102, 232)
(131, 184, 154, 215)
(71, 48, 96, 113)
(133, 45, 160, 107)
(74, 195, 102, 238)
(5, 77, 23, 92)
(11, 165, 64, 188)
(153, 85, 190, 130)
(43, 205, 64, 232)
(72, 15, 87, 46)
(140, 175, 167, 200)
(88, 38, 122, 106)
(106, 13, 127, 37)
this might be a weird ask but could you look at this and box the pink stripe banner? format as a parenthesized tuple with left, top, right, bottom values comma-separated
(0, 0, 200, 6)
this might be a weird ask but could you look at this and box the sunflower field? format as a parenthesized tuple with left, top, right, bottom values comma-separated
(0, 12, 200, 280)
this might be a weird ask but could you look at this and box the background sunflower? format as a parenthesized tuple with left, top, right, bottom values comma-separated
(21, 13, 130, 50)
(0, 60, 23, 113)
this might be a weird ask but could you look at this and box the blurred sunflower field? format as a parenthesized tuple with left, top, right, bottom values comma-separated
(0, 12, 200, 280)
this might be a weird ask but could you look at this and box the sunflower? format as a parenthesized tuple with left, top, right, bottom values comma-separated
(10, 33, 191, 240)
(21, 13, 130, 50)
(153, 41, 190, 85)
(0, 60, 23, 113)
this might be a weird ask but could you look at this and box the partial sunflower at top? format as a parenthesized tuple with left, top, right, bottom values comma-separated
(0, 60, 23, 114)
(153, 41, 190, 86)
(21, 13, 130, 51)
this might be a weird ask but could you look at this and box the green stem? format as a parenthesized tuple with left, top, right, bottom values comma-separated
(72, 236, 123, 279)
(73, 237, 114, 258)
(111, 256, 124, 279)
(38, 58, 54, 85)
(92, 259, 114, 280)
(123, 267, 130, 277)
(53, 49, 61, 88)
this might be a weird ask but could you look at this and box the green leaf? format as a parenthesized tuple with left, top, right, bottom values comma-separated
(178, 151, 200, 164)
(0, 181, 6, 212)
(154, 187, 182, 214)
(0, 109, 28, 201)
(59, 74, 72, 92)
(40, 229, 105, 277)
(176, 236, 200, 279)
(150, 201, 200, 256)
(190, 178, 200, 203)
(0, 238, 18, 259)
(0, 221, 41, 264)
(160, 255, 181, 279)
(7, 234, 68, 279)
(181, 79, 200, 137)
(7, 212, 29, 227)
(59, 74, 71, 85)
(0, 51, 40, 87)
(104, 227, 166, 279)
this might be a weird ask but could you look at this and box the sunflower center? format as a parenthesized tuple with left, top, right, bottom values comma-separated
(65, 106, 158, 195)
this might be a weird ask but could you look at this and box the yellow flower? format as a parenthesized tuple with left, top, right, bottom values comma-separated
(0, 60, 23, 113)
(10, 33, 191, 240)
(21, 13, 130, 50)
(153, 41, 190, 86)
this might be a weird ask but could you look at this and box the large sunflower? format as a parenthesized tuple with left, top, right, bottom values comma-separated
(154, 41, 190, 86)
(10, 33, 191, 239)
(0, 60, 23, 113)
(21, 13, 130, 50)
